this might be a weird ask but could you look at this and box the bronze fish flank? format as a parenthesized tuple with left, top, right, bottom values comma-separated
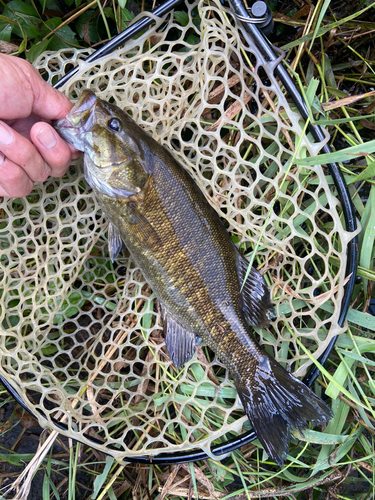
(55, 89, 332, 465)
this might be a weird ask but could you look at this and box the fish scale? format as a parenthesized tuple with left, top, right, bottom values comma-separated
(55, 89, 333, 465)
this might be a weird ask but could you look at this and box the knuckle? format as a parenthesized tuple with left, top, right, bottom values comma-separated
(6, 165, 24, 185)
(52, 161, 70, 178)
(35, 135, 71, 178)
(33, 162, 51, 182)
(47, 150, 72, 177)
(19, 147, 36, 169)
(16, 184, 33, 197)
(17, 147, 50, 182)
(0, 162, 33, 197)
(9, 142, 34, 171)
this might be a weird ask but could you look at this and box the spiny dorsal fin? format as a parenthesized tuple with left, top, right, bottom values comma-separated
(108, 223, 123, 262)
(237, 253, 275, 328)
(161, 306, 197, 368)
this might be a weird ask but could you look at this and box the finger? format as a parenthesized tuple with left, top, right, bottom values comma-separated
(0, 153, 34, 197)
(10, 56, 73, 121)
(70, 144, 82, 160)
(7, 115, 81, 160)
(0, 120, 51, 183)
(6, 113, 41, 141)
(31, 122, 77, 178)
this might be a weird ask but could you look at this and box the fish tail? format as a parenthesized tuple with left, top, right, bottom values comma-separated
(234, 354, 333, 466)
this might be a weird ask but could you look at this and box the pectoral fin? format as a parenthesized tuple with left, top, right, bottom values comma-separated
(108, 223, 123, 262)
(122, 204, 161, 250)
(161, 306, 197, 368)
(237, 254, 275, 328)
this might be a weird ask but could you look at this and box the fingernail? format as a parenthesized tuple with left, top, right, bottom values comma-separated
(0, 123, 13, 145)
(38, 127, 57, 149)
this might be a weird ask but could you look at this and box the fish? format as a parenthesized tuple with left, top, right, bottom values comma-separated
(55, 89, 333, 465)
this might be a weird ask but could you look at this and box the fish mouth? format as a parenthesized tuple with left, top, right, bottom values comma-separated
(54, 89, 97, 131)
(54, 89, 97, 151)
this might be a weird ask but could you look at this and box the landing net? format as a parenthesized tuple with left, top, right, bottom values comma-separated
(0, 0, 357, 461)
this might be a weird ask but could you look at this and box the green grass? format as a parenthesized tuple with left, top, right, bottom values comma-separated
(1, 0, 375, 499)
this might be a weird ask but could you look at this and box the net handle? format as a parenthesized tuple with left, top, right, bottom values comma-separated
(53, 0, 185, 90)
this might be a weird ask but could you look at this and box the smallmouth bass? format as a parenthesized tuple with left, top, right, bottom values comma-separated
(55, 89, 332, 465)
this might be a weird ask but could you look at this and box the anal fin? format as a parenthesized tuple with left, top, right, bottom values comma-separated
(161, 306, 197, 368)
(237, 254, 275, 328)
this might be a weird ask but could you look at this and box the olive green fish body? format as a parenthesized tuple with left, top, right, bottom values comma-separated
(96, 149, 261, 370)
(55, 90, 332, 465)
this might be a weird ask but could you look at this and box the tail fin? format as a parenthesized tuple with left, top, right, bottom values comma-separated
(235, 355, 333, 466)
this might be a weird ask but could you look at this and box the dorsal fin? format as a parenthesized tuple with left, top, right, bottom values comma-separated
(237, 253, 275, 328)
(161, 306, 197, 368)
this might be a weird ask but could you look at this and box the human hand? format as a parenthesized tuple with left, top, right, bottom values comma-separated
(0, 54, 81, 197)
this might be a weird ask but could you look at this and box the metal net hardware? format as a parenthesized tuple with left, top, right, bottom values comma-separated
(0, 0, 359, 462)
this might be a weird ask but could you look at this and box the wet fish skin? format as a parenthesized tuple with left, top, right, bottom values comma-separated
(55, 90, 333, 465)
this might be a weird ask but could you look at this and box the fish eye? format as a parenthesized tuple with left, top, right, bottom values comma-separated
(108, 118, 122, 132)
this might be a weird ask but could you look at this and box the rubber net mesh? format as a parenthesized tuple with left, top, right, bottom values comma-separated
(0, 0, 357, 461)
